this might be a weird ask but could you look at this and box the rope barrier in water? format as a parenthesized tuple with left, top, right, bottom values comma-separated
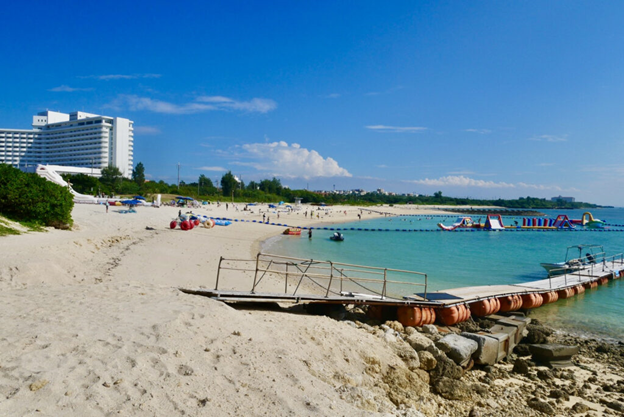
(210, 217, 624, 233)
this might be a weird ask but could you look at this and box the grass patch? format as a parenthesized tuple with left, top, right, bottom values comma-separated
(20, 220, 46, 232)
(0, 221, 20, 236)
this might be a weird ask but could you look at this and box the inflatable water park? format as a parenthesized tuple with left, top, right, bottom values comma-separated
(437, 213, 604, 231)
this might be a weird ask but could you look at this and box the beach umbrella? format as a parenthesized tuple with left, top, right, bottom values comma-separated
(121, 199, 141, 205)
(133, 195, 146, 200)
(175, 196, 194, 200)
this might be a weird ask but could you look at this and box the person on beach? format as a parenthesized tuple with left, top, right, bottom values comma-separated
(308, 228, 312, 239)
(105, 201, 109, 213)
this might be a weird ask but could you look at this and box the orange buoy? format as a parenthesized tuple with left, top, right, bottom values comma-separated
(425, 307, 436, 325)
(597, 276, 609, 285)
(469, 299, 492, 317)
(397, 306, 423, 327)
(463, 304, 472, 322)
(499, 294, 523, 312)
(437, 306, 462, 326)
(522, 293, 544, 309)
(419, 307, 435, 325)
(492, 297, 501, 314)
(557, 287, 574, 299)
(541, 291, 559, 304)
(574, 284, 585, 294)
(498, 296, 515, 312)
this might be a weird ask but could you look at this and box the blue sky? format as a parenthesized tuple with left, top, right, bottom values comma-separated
(2, 1, 624, 205)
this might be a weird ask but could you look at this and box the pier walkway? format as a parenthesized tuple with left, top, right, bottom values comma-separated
(420, 258, 623, 305)
(181, 252, 623, 309)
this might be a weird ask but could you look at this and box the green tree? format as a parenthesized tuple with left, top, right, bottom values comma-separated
(100, 165, 123, 193)
(220, 171, 238, 198)
(132, 162, 146, 186)
(198, 174, 216, 195)
(62, 173, 99, 195)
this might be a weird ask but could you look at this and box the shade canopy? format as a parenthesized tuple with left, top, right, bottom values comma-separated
(121, 199, 142, 205)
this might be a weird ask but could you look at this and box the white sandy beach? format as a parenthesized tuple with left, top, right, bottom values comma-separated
(0, 203, 443, 416)
(1, 203, 621, 417)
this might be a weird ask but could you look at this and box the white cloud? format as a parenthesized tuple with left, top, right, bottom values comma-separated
(196, 96, 277, 113)
(80, 73, 161, 80)
(320, 93, 341, 99)
(197, 166, 227, 172)
(133, 126, 161, 135)
(465, 128, 492, 134)
(238, 141, 351, 179)
(108, 94, 276, 115)
(366, 125, 428, 133)
(408, 175, 562, 191)
(48, 85, 93, 92)
(529, 134, 568, 142)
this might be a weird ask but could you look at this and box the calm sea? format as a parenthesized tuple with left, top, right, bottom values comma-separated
(264, 208, 624, 342)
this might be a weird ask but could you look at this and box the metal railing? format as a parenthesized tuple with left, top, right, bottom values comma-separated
(215, 252, 429, 300)
(546, 252, 624, 288)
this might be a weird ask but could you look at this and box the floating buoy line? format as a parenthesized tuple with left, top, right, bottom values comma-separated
(210, 217, 624, 233)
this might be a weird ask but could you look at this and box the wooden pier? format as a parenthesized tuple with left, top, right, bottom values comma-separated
(180, 252, 623, 310)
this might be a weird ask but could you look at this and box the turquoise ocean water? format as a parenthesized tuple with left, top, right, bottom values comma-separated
(264, 208, 624, 342)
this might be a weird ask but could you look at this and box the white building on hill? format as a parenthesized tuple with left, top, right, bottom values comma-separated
(0, 110, 134, 177)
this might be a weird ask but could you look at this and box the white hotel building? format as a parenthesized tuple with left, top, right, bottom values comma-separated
(0, 110, 134, 177)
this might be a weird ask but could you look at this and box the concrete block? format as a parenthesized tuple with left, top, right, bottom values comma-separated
(490, 316, 529, 346)
(461, 332, 510, 365)
(489, 324, 522, 346)
(487, 332, 512, 360)
(529, 344, 579, 368)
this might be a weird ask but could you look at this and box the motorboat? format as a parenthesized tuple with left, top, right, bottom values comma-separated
(540, 244, 605, 274)
(330, 232, 344, 241)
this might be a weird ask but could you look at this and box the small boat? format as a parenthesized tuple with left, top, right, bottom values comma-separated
(330, 232, 344, 241)
(283, 227, 302, 235)
(540, 244, 605, 274)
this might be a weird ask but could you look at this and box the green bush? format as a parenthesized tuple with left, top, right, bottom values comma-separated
(0, 164, 74, 228)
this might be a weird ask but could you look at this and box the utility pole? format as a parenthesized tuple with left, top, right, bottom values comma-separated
(177, 162, 180, 190)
